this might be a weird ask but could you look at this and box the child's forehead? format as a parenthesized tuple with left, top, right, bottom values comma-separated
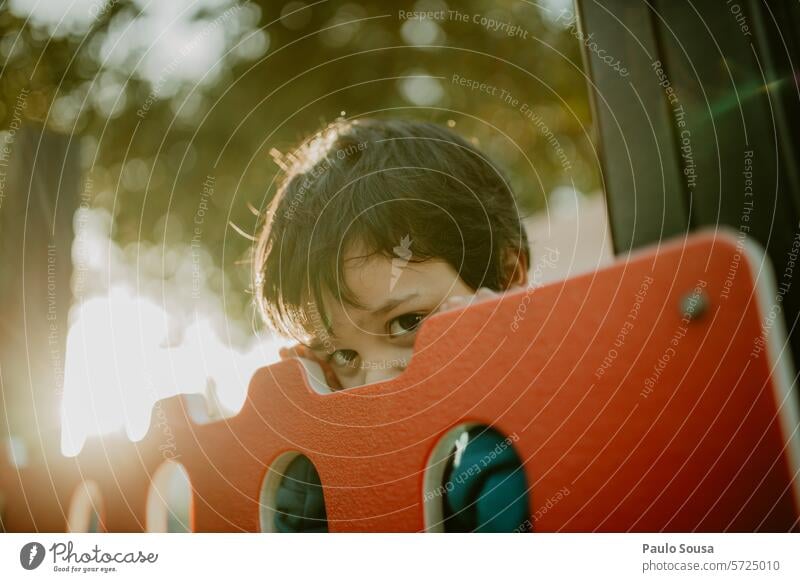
(314, 260, 461, 326)
(341, 252, 396, 299)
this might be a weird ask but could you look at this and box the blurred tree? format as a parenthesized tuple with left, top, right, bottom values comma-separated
(0, 0, 599, 326)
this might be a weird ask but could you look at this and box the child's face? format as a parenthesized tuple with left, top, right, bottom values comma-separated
(309, 242, 474, 389)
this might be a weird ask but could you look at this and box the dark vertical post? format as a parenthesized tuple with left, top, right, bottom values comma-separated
(575, 0, 691, 254)
(0, 124, 78, 459)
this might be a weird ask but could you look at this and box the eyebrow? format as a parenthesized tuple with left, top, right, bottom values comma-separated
(307, 332, 337, 352)
(373, 292, 420, 315)
(307, 292, 421, 350)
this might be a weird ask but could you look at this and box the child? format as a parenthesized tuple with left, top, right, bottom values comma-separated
(253, 118, 531, 532)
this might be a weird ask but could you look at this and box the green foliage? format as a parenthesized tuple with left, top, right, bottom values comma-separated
(0, 0, 598, 325)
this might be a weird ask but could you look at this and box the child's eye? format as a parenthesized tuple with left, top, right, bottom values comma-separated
(388, 313, 426, 338)
(329, 349, 359, 368)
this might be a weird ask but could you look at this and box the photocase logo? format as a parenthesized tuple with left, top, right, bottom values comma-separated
(390, 234, 413, 291)
(20, 542, 46, 570)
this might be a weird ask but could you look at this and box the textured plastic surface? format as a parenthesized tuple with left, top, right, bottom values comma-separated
(1, 231, 798, 532)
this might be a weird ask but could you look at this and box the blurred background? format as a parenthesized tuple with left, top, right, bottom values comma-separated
(0, 0, 609, 461)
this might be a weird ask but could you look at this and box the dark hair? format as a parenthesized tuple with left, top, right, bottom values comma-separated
(253, 117, 529, 343)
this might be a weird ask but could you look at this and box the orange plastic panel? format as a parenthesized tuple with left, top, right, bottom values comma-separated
(1, 231, 798, 532)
